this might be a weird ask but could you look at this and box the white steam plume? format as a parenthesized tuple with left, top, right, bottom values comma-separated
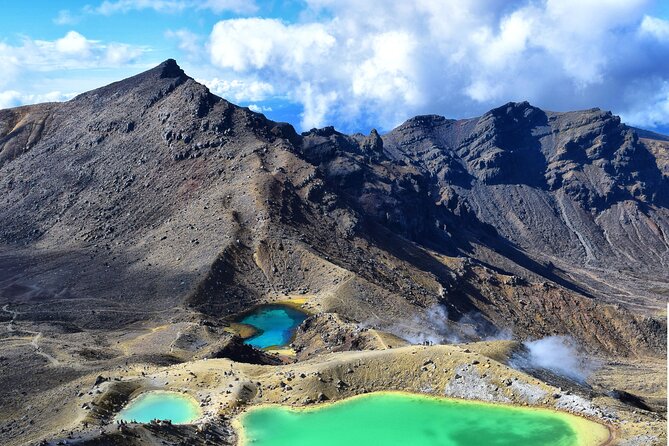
(520, 335, 597, 383)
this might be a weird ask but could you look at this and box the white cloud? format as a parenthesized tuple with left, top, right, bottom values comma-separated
(0, 43, 21, 88)
(300, 83, 338, 129)
(0, 90, 76, 109)
(95, 0, 186, 14)
(621, 82, 669, 129)
(54, 31, 91, 55)
(104, 43, 146, 65)
(201, 1, 669, 131)
(209, 18, 335, 72)
(0, 31, 149, 111)
(53, 10, 80, 25)
(247, 103, 272, 113)
(0, 31, 148, 73)
(640, 15, 669, 41)
(198, 0, 258, 14)
(0, 90, 22, 109)
(197, 77, 275, 102)
(93, 0, 256, 15)
(350, 31, 421, 106)
(166, 29, 202, 56)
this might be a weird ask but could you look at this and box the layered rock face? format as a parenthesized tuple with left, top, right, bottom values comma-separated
(0, 60, 666, 357)
(380, 102, 669, 311)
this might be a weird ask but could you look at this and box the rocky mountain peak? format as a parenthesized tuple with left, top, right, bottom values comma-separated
(400, 114, 454, 131)
(63, 59, 194, 117)
(361, 128, 384, 160)
(158, 58, 187, 79)
(485, 100, 539, 117)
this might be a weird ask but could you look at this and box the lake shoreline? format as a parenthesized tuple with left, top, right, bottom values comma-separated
(233, 390, 612, 446)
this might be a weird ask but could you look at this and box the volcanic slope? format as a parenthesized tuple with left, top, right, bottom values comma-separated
(0, 60, 666, 445)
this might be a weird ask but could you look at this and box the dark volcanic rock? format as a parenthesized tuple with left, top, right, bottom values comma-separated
(457, 101, 549, 187)
(0, 60, 666, 362)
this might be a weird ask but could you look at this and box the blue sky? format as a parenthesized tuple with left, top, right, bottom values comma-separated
(1, 0, 669, 134)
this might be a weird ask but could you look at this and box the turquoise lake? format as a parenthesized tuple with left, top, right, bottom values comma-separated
(115, 391, 202, 424)
(239, 304, 307, 349)
(237, 392, 610, 446)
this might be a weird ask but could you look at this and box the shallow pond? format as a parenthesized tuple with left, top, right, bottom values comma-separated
(237, 392, 609, 446)
(116, 391, 202, 424)
(238, 304, 307, 349)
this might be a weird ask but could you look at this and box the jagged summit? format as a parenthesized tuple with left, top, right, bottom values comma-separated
(68, 58, 192, 108)
(157, 58, 187, 78)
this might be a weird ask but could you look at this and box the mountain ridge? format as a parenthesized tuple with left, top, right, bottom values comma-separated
(0, 60, 669, 328)
(0, 58, 667, 446)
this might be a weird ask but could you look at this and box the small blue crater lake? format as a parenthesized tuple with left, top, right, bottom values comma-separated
(239, 304, 307, 349)
(116, 391, 202, 424)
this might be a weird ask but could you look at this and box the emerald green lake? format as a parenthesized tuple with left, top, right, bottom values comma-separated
(116, 391, 202, 424)
(239, 304, 307, 349)
(238, 392, 608, 446)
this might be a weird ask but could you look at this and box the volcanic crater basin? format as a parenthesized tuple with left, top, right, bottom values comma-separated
(236, 392, 610, 446)
(236, 304, 308, 349)
(115, 391, 202, 424)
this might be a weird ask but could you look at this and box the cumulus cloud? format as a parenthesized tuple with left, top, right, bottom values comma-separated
(0, 91, 22, 109)
(197, 77, 275, 102)
(0, 90, 76, 109)
(209, 18, 336, 72)
(640, 15, 669, 41)
(0, 44, 21, 88)
(104, 42, 146, 65)
(204, 0, 669, 132)
(0, 31, 147, 109)
(54, 31, 91, 55)
(620, 82, 669, 129)
(0, 31, 148, 73)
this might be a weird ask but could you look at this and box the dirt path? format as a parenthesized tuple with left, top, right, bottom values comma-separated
(2, 303, 18, 332)
(2, 304, 60, 366)
(29, 332, 60, 366)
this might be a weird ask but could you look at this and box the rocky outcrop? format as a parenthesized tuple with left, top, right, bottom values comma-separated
(382, 102, 669, 311)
